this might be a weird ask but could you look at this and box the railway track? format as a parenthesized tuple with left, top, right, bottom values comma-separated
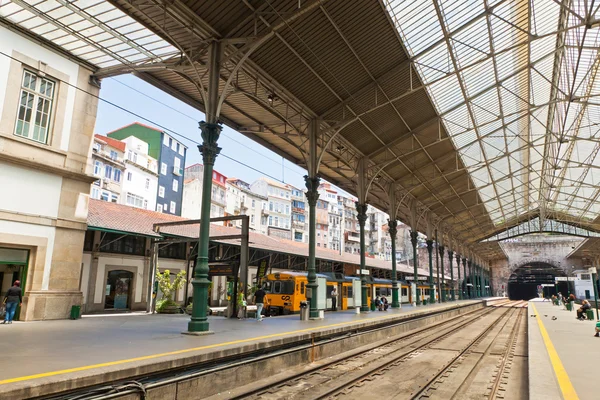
(226, 301, 528, 400)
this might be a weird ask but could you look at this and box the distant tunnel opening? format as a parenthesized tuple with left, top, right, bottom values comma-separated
(507, 262, 566, 301)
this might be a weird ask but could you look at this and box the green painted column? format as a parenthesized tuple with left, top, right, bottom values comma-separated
(449, 250, 455, 301)
(451, 251, 459, 300)
(305, 175, 320, 318)
(388, 220, 400, 308)
(462, 258, 468, 299)
(475, 264, 483, 297)
(468, 259, 473, 298)
(456, 253, 467, 300)
(439, 245, 446, 302)
(410, 230, 420, 305)
(356, 203, 369, 312)
(427, 240, 434, 304)
(188, 121, 222, 333)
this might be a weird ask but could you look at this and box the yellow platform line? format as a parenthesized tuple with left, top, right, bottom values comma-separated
(0, 310, 423, 386)
(531, 303, 579, 400)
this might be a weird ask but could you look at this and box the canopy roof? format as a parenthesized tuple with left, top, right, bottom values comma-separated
(3, 0, 600, 259)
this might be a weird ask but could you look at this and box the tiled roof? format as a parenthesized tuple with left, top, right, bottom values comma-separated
(87, 200, 433, 277)
(94, 134, 126, 152)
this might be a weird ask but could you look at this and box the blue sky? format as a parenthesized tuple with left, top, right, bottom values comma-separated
(94, 75, 309, 190)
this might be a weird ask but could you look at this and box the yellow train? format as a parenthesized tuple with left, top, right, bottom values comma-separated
(263, 272, 437, 315)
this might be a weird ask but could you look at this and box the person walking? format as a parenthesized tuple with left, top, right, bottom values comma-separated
(2, 280, 22, 324)
(331, 286, 338, 311)
(253, 286, 267, 321)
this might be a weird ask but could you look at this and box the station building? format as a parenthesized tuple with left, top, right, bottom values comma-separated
(0, 24, 99, 320)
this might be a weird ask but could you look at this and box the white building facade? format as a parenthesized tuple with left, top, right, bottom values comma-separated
(226, 179, 268, 235)
(251, 178, 292, 240)
(90, 135, 125, 203)
(0, 25, 99, 320)
(120, 136, 158, 211)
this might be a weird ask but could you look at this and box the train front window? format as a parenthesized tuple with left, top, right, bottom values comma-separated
(271, 280, 294, 294)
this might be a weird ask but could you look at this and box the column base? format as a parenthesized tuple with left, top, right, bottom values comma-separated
(360, 306, 370, 312)
(391, 302, 400, 308)
(182, 330, 215, 336)
(187, 320, 210, 333)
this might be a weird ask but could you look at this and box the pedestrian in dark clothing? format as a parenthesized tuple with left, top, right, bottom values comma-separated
(331, 287, 338, 311)
(2, 281, 22, 324)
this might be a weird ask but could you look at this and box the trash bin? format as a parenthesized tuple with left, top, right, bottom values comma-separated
(566, 302, 572, 311)
(586, 310, 595, 320)
(300, 301, 309, 321)
(370, 300, 376, 311)
(423, 299, 428, 306)
(70, 305, 81, 320)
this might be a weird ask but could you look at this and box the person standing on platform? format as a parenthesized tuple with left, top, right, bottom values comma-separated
(237, 288, 246, 320)
(2, 281, 22, 324)
(331, 286, 338, 311)
(254, 286, 267, 321)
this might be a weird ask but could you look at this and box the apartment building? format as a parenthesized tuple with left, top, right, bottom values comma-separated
(90, 134, 125, 203)
(251, 178, 292, 240)
(289, 185, 307, 243)
(108, 123, 187, 215)
(316, 199, 329, 248)
(340, 195, 360, 254)
(181, 164, 227, 220)
(226, 178, 268, 234)
(119, 136, 158, 211)
(0, 25, 100, 320)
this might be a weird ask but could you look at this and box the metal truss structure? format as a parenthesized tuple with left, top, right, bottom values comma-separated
(3, 0, 600, 261)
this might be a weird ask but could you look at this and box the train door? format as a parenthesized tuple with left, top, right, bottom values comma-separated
(352, 279, 362, 308)
(317, 276, 327, 311)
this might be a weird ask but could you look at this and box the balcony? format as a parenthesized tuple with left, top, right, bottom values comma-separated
(292, 207, 305, 214)
(173, 166, 183, 176)
(292, 221, 305, 231)
(261, 208, 270, 216)
(346, 231, 360, 243)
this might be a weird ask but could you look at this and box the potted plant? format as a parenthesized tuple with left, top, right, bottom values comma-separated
(155, 269, 186, 314)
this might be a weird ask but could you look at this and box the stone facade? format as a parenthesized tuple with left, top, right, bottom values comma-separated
(0, 27, 99, 320)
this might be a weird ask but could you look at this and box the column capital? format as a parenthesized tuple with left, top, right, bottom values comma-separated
(438, 244, 445, 257)
(304, 175, 321, 207)
(198, 121, 222, 166)
(426, 239, 434, 248)
(387, 219, 398, 237)
(355, 202, 368, 226)
(447, 249, 454, 258)
(410, 230, 418, 247)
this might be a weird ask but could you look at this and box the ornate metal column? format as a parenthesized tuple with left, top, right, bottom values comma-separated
(356, 203, 369, 312)
(410, 230, 419, 305)
(188, 42, 222, 334)
(450, 250, 458, 300)
(457, 253, 463, 299)
(439, 244, 445, 302)
(388, 219, 400, 308)
(305, 174, 320, 318)
(463, 258, 473, 299)
(449, 248, 455, 301)
(427, 239, 434, 304)
(188, 122, 221, 333)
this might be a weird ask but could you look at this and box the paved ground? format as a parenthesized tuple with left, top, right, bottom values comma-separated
(0, 300, 482, 382)
(529, 300, 598, 400)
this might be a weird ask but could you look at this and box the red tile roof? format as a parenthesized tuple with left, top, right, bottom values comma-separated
(94, 134, 126, 152)
(87, 200, 431, 276)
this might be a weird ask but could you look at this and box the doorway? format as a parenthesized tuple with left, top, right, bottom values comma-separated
(105, 270, 133, 310)
(0, 247, 29, 321)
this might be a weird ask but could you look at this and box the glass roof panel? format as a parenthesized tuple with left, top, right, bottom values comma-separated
(0, 0, 177, 68)
(385, 0, 600, 228)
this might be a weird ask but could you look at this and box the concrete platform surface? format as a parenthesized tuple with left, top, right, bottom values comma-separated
(0, 299, 484, 395)
(529, 300, 598, 400)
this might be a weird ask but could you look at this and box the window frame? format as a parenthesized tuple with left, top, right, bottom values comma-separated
(14, 70, 56, 144)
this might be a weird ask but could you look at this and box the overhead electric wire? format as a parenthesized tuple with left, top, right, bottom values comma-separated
(110, 76, 304, 176)
(0, 50, 303, 186)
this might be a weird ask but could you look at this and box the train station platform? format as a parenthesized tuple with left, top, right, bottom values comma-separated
(528, 299, 598, 400)
(0, 299, 495, 399)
